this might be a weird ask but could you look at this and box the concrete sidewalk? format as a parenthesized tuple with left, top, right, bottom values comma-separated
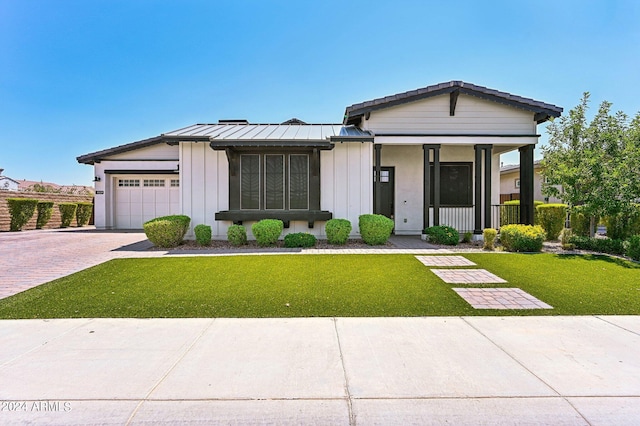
(1, 316, 639, 425)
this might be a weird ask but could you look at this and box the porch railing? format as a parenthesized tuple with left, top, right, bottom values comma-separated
(428, 205, 525, 233)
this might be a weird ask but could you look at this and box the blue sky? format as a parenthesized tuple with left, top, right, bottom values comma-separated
(1, 0, 639, 185)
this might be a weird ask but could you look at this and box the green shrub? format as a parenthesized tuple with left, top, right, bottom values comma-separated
(559, 228, 575, 250)
(499, 224, 546, 252)
(570, 206, 596, 237)
(624, 235, 640, 261)
(227, 224, 247, 246)
(500, 200, 544, 226)
(359, 214, 394, 245)
(194, 224, 212, 246)
(143, 215, 190, 248)
(462, 231, 473, 244)
(251, 219, 284, 247)
(284, 232, 317, 248)
(424, 225, 459, 245)
(58, 203, 78, 228)
(325, 218, 352, 245)
(568, 236, 626, 255)
(6, 198, 38, 231)
(483, 228, 497, 250)
(604, 205, 640, 240)
(35, 201, 54, 229)
(536, 204, 567, 240)
(75, 202, 93, 227)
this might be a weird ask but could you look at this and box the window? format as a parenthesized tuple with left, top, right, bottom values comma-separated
(239, 153, 309, 210)
(373, 169, 390, 183)
(429, 163, 473, 206)
(143, 179, 165, 187)
(515, 178, 521, 188)
(170, 179, 180, 187)
(118, 179, 140, 187)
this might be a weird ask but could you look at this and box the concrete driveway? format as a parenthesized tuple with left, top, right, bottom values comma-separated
(0, 228, 149, 299)
(1, 316, 639, 425)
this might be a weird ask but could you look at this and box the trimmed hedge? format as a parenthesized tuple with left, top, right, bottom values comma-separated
(604, 205, 640, 240)
(284, 232, 317, 248)
(569, 236, 626, 256)
(251, 219, 284, 247)
(143, 215, 191, 248)
(625, 235, 640, 261)
(499, 224, 546, 252)
(58, 203, 78, 228)
(536, 203, 567, 240)
(36, 201, 54, 229)
(424, 225, 459, 245)
(483, 228, 497, 251)
(194, 224, 212, 246)
(359, 214, 394, 245)
(76, 202, 93, 227)
(7, 198, 38, 231)
(227, 224, 247, 246)
(325, 218, 352, 245)
(500, 200, 544, 226)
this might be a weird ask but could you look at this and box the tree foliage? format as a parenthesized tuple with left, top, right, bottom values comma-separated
(541, 93, 640, 234)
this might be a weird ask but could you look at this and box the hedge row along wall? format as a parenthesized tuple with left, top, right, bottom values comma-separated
(0, 191, 93, 231)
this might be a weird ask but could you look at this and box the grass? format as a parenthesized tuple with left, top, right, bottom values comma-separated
(0, 253, 638, 318)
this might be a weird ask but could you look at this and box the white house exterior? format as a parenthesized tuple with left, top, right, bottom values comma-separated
(77, 81, 562, 239)
(0, 169, 20, 191)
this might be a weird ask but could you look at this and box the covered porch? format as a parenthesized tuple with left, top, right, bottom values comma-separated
(372, 142, 536, 235)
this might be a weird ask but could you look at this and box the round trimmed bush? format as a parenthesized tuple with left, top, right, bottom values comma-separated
(284, 232, 317, 248)
(194, 224, 212, 246)
(58, 203, 78, 228)
(424, 225, 459, 245)
(536, 203, 567, 240)
(7, 198, 38, 231)
(251, 219, 284, 247)
(358, 214, 394, 245)
(227, 224, 247, 246)
(499, 224, 546, 252)
(325, 218, 352, 245)
(76, 202, 93, 227)
(143, 215, 191, 248)
(483, 228, 497, 250)
(36, 201, 54, 229)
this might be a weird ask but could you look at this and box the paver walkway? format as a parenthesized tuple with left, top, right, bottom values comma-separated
(431, 268, 508, 284)
(453, 288, 553, 309)
(415, 255, 476, 267)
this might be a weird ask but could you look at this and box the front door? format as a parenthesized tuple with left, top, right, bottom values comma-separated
(373, 167, 395, 220)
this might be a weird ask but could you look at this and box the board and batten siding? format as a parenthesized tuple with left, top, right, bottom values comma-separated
(180, 142, 229, 238)
(320, 142, 373, 237)
(364, 94, 536, 136)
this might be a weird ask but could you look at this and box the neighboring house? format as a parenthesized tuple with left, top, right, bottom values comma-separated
(77, 81, 562, 238)
(0, 169, 20, 191)
(17, 179, 94, 195)
(500, 161, 562, 203)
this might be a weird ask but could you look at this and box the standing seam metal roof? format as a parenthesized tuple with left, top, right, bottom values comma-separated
(162, 123, 349, 140)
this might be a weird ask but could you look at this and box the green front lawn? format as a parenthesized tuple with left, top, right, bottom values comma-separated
(0, 254, 638, 318)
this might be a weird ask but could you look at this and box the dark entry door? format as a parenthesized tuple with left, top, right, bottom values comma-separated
(373, 167, 395, 219)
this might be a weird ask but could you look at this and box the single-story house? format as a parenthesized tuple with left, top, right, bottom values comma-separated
(77, 81, 562, 239)
(500, 160, 562, 203)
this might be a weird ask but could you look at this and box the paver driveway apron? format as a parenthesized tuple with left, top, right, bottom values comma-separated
(0, 228, 149, 299)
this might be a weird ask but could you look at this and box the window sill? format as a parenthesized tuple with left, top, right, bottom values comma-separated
(215, 210, 333, 228)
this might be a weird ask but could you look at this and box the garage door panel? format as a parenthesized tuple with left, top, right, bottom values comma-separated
(115, 176, 176, 229)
